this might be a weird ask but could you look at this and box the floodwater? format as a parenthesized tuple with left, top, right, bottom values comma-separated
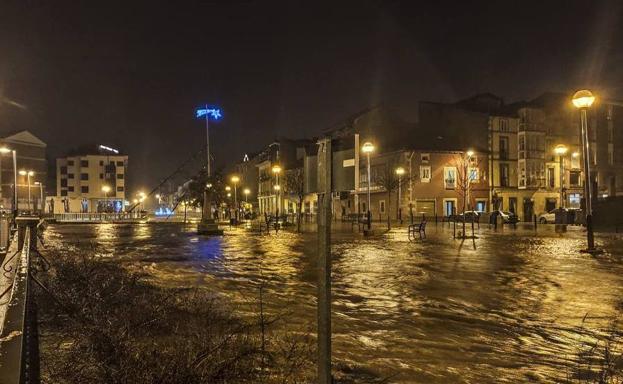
(44, 221, 623, 383)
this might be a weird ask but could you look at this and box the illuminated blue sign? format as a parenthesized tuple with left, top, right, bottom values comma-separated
(196, 107, 223, 120)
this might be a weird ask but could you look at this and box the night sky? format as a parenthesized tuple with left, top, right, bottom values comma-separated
(0, 1, 621, 192)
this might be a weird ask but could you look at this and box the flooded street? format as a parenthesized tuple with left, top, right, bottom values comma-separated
(44, 223, 623, 383)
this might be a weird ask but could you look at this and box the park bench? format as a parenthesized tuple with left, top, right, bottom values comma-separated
(408, 221, 427, 241)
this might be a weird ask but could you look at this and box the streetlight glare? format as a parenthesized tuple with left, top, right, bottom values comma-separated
(225, 186, 231, 191)
(272, 164, 281, 174)
(0, 147, 11, 154)
(466, 150, 475, 157)
(231, 175, 240, 183)
(273, 184, 281, 191)
(554, 144, 568, 155)
(101, 185, 111, 193)
(18, 170, 26, 176)
(572, 90, 595, 109)
(395, 167, 405, 175)
(361, 142, 375, 154)
(243, 188, 250, 195)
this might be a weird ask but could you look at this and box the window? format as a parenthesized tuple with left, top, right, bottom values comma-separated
(117, 173, 124, 179)
(379, 200, 386, 214)
(81, 186, 89, 193)
(60, 179, 67, 187)
(547, 167, 555, 188)
(81, 173, 89, 180)
(116, 161, 124, 167)
(443, 199, 456, 216)
(68, 160, 74, 166)
(68, 186, 74, 192)
(608, 144, 614, 165)
(61, 190, 67, 196)
(117, 186, 124, 192)
(499, 136, 509, 160)
(475, 200, 487, 212)
(420, 153, 430, 163)
(499, 119, 508, 132)
(570, 170, 581, 187)
(99, 173, 104, 179)
(468, 167, 479, 181)
(68, 173, 74, 179)
(508, 197, 517, 214)
(499, 163, 509, 187)
(444, 167, 456, 189)
(99, 160, 104, 166)
(571, 153, 580, 168)
(420, 166, 431, 182)
(60, 166, 67, 175)
(81, 160, 89, 167)
(569, 193, 581, 208)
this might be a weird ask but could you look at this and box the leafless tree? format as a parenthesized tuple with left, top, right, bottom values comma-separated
(450, 153, 481, 237)
(374, 160, 401, 230)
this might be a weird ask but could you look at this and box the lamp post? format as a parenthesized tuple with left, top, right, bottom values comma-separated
(34, 181, 44, 213)
(102, 185, 111, 212)
(361, 142, 375, 229)
(272, 164, 282, 216)
(231, 175, 240, 222)
(554, 144, 568, 209)
(243, 188, 250, 203)
(19, 170, 34, 211)
(572, 89, 597, 252)
(395, 166, 405, 222)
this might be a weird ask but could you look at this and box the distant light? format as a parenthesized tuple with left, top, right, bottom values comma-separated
(99, 145, 119, 154)
(243, 188, 250, 195)
(231, 175, 240, 183)
(155, 207, 173, 216)
(395, 167, 405, 176)
(196, 107, 223, 120)
(0, 147, 11, 154)
(466, 150, 475, 157)
(206, 183, 212, 188)
(554, 144, 568, 155)
(225, 186, 231, 191)
(572, 152, 580, 158)
(272, 164, 282, 174)
(273, 184, 281, 191)
(361, 142, 375, 154)
(101, 185, 111, 193)
(572, 90, 595, 109)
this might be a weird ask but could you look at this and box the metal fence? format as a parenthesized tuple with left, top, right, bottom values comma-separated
(54, 211, 144, 223)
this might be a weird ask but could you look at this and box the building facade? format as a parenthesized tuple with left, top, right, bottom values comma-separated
(55, 147, 128, 213)
(0, 130, 47, 211)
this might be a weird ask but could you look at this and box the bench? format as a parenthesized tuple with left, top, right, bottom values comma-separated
(408, 221, 427, 240)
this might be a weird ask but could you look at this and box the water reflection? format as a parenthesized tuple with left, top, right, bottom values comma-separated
(44, 223, 623, 383)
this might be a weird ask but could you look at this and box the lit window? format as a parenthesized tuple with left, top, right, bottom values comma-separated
(444, 167, 457, 189)
(468, 167, 479, 181)
(421, 153, 430, 163)
(420, 166, 431, 183)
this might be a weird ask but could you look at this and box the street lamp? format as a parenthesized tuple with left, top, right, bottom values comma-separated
(19, 170, 34, 211)
(102, 185, 111, 212)
(572, 89, 597, 252)
(361, 141, 375, 229)
(243, 188, 250, 202)
(34, 181, 44, 213)
(272, 164, 282, 215)
(395, 166, 405, 222)
(465, 150, 475, 211)
(0, 146, 17, 216)
(231, 175, 240, 222)
(554, 144, 568, 209)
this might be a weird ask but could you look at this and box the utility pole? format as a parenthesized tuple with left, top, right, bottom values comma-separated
(317, 137, 332, 384)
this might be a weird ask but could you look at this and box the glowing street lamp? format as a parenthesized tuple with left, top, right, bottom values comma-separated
(361, 141, 375, 229)
(195, 106, 223, 177)
(572, 89, 597, 252)
(554, 144, 568, 209)
(0, 146, 17, 215)
(272, 165, 282, 215)
(243, 188, 250, 202)
(231, 175, 240, 221)
(395, 167, 405, 222)
(102, 185, 111, 212)
(19, 170, 34, 210)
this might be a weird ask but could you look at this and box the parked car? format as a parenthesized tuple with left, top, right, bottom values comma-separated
(456, 210, 481, 222)
(490, 210, 519, 224)
(538, 208, 557, 224)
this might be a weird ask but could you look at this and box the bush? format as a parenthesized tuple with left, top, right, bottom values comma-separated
(36, 246, 314, 384)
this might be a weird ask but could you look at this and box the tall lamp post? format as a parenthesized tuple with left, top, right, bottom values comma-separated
(195, 106, 223, 177)
(554, 144, 568, 209)
(395, 166, 405, 222)
(361, 142, 375, 229)
(572, 90, 597, 252)
(102, 185, 111, 212)
(231, 175, 240, 222)
(19, 170, 34, 211)
(272, 164, 282, 216)
(34, 181, 44, 213)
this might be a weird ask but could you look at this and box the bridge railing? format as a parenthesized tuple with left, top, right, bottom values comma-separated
(0, 217, 40, 384)
(54, 211, 145, 222)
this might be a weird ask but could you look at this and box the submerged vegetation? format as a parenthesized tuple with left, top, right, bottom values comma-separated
(36, 246, 315, 383)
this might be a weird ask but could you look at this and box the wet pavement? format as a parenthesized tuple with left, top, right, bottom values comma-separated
(44, 222, 623, 383)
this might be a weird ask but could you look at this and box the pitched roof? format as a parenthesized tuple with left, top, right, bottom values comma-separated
(1, 130, 46, 147)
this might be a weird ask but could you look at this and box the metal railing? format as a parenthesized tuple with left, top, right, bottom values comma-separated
(54, 211, 145, 222)
(0, 217, 40, 383)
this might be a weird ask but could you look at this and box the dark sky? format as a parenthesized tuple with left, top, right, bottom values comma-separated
(0, 0, 621, 192)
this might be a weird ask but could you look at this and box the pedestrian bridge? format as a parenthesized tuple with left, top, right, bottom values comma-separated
(53, 212, 146, 223)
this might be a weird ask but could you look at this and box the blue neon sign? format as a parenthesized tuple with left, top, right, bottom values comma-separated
(196, 107, 223, 120)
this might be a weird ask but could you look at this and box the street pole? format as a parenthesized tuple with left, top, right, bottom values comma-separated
(398, 175, 401, 220)
(560, 154, 565, 208)
(366, 152, 371, 228)
(580, 108, 595, 250)
(317, 137, 332, 384)
(234, 183, 238, 222)
(12, 150, 17, 218)
(27, 173, 31, 211)
(205, 104, 211, 177)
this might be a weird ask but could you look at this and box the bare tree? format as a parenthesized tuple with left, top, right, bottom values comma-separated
(450, 153, 481, 237)
(374, 160, 401, 230)
(284, 168, 305, 232)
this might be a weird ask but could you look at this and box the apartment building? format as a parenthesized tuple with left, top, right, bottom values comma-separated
(55, 145, 128, 213)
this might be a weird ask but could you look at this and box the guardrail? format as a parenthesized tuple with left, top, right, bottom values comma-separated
(54, 212, 145, 223)
(0, 217, 41, 384)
